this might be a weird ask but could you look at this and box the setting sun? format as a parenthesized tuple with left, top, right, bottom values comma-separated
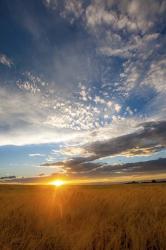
(51, 180, 65, 187)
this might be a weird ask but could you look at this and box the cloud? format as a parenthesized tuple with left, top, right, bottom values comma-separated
(84, 120, 166, 158)
(44, 0, 58, 9)
(89, 158, 166, 177)
(85, 0, 165, 33)
(0, 175, 16, 180)
(85, 3, 116, 29)
(41, 159, 102, 173)
(44, 0, 84, 26)
(61, 0, 83, 21)
(40, 157, 166, 178)
(40, 120, 166, 174)
(143, 58, 166, 93)
(114, 104, 121, 113)
(29, 153, 45, 157)
(99, 32, 159, 59)
(0, 172, 67, 184)
(0, 53, 13, 67)
(0, 72, 136, 146)
(16, 72, 43, 94)
(0, 0, 165, 151)
(44, 0, 166, 34)
(43, 0, 165, 102)
(38, 173, 46, 176)
(1, 158, 165, 183)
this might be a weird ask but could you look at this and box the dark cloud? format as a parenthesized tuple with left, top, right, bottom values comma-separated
(0, 176, 16, 180)
(4, 158, 165, 184)
(90, 158, 166, 177)
(42, 158, 166, 177)
(38, 173, 46, 176)
(84, 120, 166, 159)
(41, 120, 166, 174)
(41, 158, 102, 172)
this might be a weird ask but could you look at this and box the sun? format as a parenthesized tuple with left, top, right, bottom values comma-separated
(51, 180, 65, 187)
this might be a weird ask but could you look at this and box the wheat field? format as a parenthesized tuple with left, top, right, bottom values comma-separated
(0, 184, 166, 250)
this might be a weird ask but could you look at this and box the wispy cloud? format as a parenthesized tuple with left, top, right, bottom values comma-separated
(29, 153, 45, 157)
(0, 53, 13, 67)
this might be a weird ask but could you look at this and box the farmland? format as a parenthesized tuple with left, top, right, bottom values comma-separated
(0, 184, 166, 250)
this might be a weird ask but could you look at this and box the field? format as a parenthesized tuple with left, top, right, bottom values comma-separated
(0, 184, 166, 250)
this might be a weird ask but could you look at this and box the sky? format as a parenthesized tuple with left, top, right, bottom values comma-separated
(0, 0, 166, 184)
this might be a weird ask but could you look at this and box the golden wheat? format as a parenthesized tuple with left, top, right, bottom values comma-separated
(0, 184, 166, 250)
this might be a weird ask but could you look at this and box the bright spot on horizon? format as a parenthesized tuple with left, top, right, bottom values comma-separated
(50, 180, 65, 187)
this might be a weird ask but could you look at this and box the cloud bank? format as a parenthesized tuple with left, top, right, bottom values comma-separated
(40, 121, 166, 174)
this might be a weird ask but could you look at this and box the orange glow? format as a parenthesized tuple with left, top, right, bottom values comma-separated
(50, 180, 65, 187)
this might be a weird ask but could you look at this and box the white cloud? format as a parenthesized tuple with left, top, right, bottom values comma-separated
(85, 3, 116, 29)
(143, 58, 166, 93)
(0, 77, 123, 145)
(44, 0, 164, 34)
(0, 0, 165, 147)
(0, 76, 164, 148)
(16, 72, 48, 94)
(99, 32, 159, 58)
(0, 80, 151, 147)
(107, 101, 112, 107)
(43, 0, 58, 9)
(0, 53, 13, 67)
(85, 0, 164, 33)
(44, 0, 83, 22)
(94, 96, 105, 104)
(62, 0, 83, 21)
(114, 104, 121, 113)
(29, 154, 45, 157)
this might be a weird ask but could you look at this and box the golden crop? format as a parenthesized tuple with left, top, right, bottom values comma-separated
(0, 184, 166, 250)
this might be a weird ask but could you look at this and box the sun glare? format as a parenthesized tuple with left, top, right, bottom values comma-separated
(51, 180, 65, 187)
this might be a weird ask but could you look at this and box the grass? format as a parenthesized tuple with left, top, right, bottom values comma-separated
(0, 184, 166, 250)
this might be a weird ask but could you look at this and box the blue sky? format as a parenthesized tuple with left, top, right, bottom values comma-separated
(0, 0, 166, 183)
